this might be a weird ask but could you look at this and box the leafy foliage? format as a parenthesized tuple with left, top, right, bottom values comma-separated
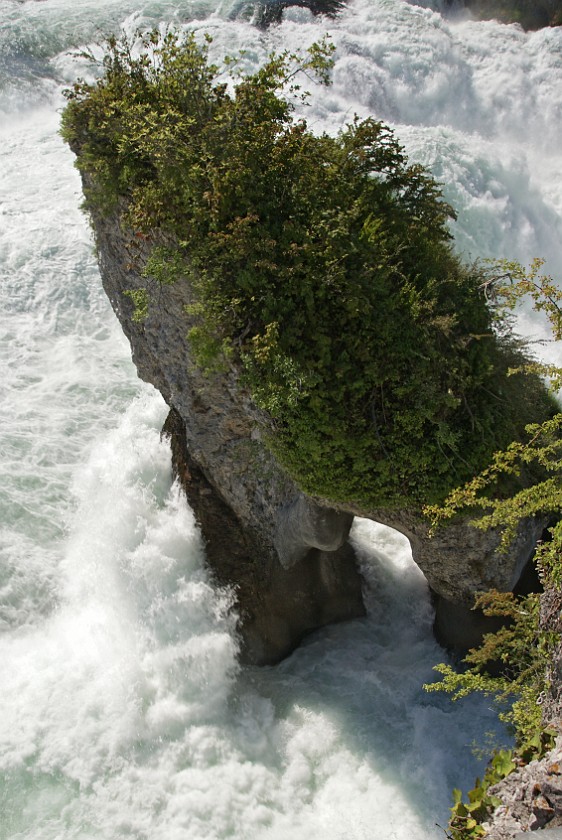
(428, 591, 558, 840)
(61, 31, 554, 510)
(426, 259, 562, 553)
(124, 287, 149, 322)
(424, 260, 562, 836)
(426, 589, 557, 752)
(446, 750, 516, 839)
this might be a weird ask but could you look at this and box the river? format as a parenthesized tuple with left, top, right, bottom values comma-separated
(1, 1, 561, 837)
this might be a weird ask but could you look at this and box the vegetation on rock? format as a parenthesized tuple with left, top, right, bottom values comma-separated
(425, 260, 562, 838)
(61, 30, 554, 511)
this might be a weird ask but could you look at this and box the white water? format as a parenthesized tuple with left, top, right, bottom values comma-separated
(1, 1, 561, 837)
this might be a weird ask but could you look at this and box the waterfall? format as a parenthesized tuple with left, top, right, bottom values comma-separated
(1, 1, 561, 836)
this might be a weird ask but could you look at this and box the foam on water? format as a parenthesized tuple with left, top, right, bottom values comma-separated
(0, 106, 138, 634)
(2, 0, 562, 837)
(0, 404, 499, 839)
(0, 394, 238, 837)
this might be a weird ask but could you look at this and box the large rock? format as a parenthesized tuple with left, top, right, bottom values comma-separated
(87, 191, 543, 663)
(162, 406, 364, 664)
(485, 739, 562, 837)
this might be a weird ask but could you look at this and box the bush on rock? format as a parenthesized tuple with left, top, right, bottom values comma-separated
(61, 30, 554, 510)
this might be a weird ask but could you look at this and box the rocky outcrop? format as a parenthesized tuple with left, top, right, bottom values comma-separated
(483, 588, 562, 838)
(484, 741, 562, 836)
(162, 407, 364, 664)
(94, 208, 366, 664)
(249, 0, 346, 29)
(87, 190, 544, 663)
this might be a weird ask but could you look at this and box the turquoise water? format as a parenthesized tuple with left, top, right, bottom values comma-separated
(1, 1, 561, 837)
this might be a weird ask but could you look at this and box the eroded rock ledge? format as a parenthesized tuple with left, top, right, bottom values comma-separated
(162, 407, 364, 664)
(89, 196, 542, 664)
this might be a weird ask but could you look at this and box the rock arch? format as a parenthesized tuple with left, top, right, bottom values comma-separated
(90, 200, 544, 664)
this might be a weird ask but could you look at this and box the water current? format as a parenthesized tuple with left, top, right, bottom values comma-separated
(1, 1, 562, 837)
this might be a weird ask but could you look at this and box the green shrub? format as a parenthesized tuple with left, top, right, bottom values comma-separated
(61, 31, 554, 510)
(424, 261, 562, 836)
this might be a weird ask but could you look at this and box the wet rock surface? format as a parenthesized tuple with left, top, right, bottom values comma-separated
(162, 407, 365, 664)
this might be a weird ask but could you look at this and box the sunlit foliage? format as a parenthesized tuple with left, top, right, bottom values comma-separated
(61, 31, 554, 510)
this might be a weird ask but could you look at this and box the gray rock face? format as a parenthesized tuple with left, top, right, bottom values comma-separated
(86, 192, 543, 663)
(483, 589, 562, 838)
(92, 207, 366, 663)
(484, 739, 562, 837)
(162, 407, 364, 664)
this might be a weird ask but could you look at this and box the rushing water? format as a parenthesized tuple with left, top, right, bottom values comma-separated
(1, 1, 562, 838)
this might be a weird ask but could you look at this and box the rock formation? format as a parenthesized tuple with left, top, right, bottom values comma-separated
(82, 185, 544, 664)
(484, 738, 562, 836)
(483, 589, 562, 837)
